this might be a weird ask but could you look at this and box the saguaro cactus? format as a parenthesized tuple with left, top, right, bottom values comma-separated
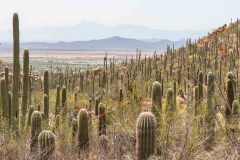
(21, 49, 29, 127)
(27, 105, 34, 126)
(30, 111, 42, 153)
(1, 79, 9, 119)
(43, 70, 49, 96)
(12, 12, 20, 133)
(38, 130, 55, 160)
(166, 88, 175, 112)
(61, 86, 67, 118)
(77, 109, 89, 153)
(5, 67, 9, 92)
(136, 112, 156, 160)
(204, 71, 215, 150)
(98, 103, 106, 136)
(226, 79, 234, 118)
(95, 97, 99, 116)
(119, 88, 123, 102)
(198, 71, 203, 102)
(43, 94, 49, 121)
(151, 82, 162, 124)
(55, 85, 60, 116)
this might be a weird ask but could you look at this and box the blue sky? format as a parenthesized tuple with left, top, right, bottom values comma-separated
(0, 0, 239, 30)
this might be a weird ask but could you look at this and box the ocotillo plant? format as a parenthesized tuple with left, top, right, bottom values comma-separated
(30, 111, 42, 153)
(61, 86, 67, 118)
(12, 12, 20, 133)
(98, 103, 106, 136)
(21, 49, 29, 127)
(55, 85, 60, 116)
(43, 70, 49, 96)
(204, 71, 215, 150)
(136, 112, 156, 160)
(1, 79, 9, 119)
(77, 109, 89, 153)
(38, 130, 55, 160)
(43, 94, 49, 121)
(151, 81, 162, 125)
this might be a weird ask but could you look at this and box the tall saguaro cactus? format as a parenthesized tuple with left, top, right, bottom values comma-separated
(43, 94, 49, 121)
(204, 71, 215, 150)
(98, 103, 106, 136)
(43, 70, 49, 96)
(136, 112, 156, 160)
(30, 111, 42, 153)
(77, 109, 89, 153)
(151, 81, 162, 125)
(55, 85, 60, 116)
(61, 86, 67, 118)
(1, 79, 9, 119)
(12, 12, 20, 133)
(21, 49, 29, 127)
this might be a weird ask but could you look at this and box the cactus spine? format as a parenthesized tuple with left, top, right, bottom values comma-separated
(136, 112, 156, 160)
(30, 111, 42, 153)
(38, 130, 55, 160)
(21, 49, 29, 127)
(77, 109, 89, 153)
(98, 103, 106, 136)
(12, 12, 20, 133)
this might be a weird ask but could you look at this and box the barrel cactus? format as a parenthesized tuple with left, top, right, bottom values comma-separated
(30, 111, 42, 153)
(98, 103, 106, 136)
(38, 130, 55, 160)
(78, 109, 89, 152)
(136, 112, 156, 160)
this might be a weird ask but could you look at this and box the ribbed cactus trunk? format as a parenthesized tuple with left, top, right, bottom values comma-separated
(1, 79, 9, 119)
(71, 118, 78, 148)
(98, 103, 106, 136)
(198, 71, 203, 102)
(38, 130, 55, 160)
(30, 111, 42, 153)
(204, 71, 215, 150)
(5, 67, 9, 93)
(55, 85, 60, 116)
(43, 70, 49, 96)
(166, 88, 175, 112)
(77, 109, 89, 154)
(95, 97, 99, 116)
(151, 82, 162, 125)
(136, 112, 156, 160)
(226, 79, 234, 119)
(119, 88, 123, 103)
(43, 94, 49, 121)
(21, 49, 29, 127)
(12, 13, 20, 133)
(27, 105, 34, 126)
(61, 86, 67, 118)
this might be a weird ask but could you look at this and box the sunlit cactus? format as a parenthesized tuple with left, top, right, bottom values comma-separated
(151, 81, 162, 124)
(166, 88, 175, 112)
(98, 103, 106, 136)
(136, 112, 156, 160)
(21, 49, 29, 127)
(77, 109, 89, 153)
(43, 94, 49, 121)
(30, 111, 42, 153)
(38, 130, 55, 160)
(12, 12, 20, 133)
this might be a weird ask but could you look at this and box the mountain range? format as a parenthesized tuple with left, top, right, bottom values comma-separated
(0, 21, 207, 42)
(0, 36, 185, 52)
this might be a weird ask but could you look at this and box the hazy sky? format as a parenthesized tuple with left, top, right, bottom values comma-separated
(0, 0, 239, 30)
